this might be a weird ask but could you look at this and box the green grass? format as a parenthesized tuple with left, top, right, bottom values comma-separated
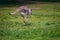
(0, 3, 60, 40)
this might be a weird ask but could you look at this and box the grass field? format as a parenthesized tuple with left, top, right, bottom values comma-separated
(0, 3, 60, 40)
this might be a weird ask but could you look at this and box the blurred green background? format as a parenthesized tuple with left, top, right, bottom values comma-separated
(0, 0, 60, 40)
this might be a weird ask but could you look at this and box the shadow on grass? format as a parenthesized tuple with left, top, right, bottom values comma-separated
(45, 22, 56, 26)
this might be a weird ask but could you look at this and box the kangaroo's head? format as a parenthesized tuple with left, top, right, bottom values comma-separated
(29, 8, 32, 15)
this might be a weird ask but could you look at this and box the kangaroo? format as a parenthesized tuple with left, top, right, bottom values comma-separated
(10, 5, 32, 24)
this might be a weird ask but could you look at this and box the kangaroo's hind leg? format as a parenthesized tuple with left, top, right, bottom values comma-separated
(20, 12, 28, 24)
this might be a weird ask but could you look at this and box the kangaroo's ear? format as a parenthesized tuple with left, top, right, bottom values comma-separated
(30, 9, 32, 11)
